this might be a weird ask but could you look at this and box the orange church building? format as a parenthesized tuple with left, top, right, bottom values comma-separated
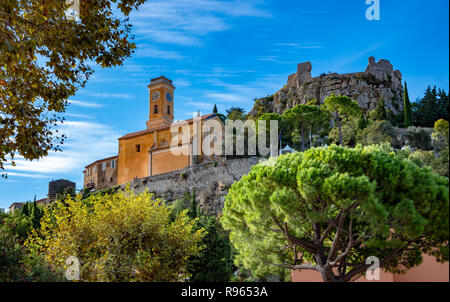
(83, 76, 224, 189)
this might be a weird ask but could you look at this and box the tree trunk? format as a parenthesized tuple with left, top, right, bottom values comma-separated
(337, 113, 343, 146)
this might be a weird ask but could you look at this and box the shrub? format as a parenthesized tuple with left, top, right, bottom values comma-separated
(26, 187, 204, 281)
(404, 126, 433, 150)
(356, 120, 397, 147)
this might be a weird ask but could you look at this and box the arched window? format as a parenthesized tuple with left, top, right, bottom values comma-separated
(167, 105, 171, 114)
(154, 105, 158, 114)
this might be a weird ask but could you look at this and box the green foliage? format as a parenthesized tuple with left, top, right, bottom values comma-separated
(328, 120, 357, 147)
(323, 94, 361, 146)
(226, 107, 246, 121)
(256, 113, 288, 153)
(0, 227, 25, 281)
(216, 113, 227, 124)
(413, 86, 449, 127)
(26, 188, 204, 281)
(188, 188, 199, 219)
(0, 218, 65, 282)
(356, 120, 397, 147)
(406, 149, 449, 178)
(432, 119, 449, 150)
(282, 105, 331, 151)
(0, 0, 146, 175)
(357, 113, 369, 130)
(369, 97, 388, 121)
(1, 200, 45, 239)
(171, 189, 236, 282)
(221, 145, 449, 282)
(404, 126, 433, 150)
(403, 82, 413, 127)
(213, 104, 218, 114)
(187, 215, 235, 282)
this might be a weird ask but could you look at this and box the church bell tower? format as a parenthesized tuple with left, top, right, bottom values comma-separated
(146, 76, 175, 130)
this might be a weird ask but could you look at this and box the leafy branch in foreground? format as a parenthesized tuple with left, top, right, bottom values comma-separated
(0, 0, 146, 174)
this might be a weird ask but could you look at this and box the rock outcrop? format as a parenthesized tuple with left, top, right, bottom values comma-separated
(249, 57, 404, 117)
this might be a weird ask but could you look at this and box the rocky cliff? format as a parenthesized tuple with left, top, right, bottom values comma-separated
(249, 56, 404, 117)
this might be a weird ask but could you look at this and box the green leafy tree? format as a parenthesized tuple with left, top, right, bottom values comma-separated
(432, 119, 449, 149)
(172, 189, 236, 282)
(0, 0, 146, 175)
(26, 187, 204, 281)
(282, 105, 331, 151)
(188, 188, 199, 219)
(356, 120, 397, 147)
(226, 107, 246, 121)
(413, 86, 449, 127)
(369, 97, 388, 121)
(256, 113, 288, 153)
(0, 227, 26, 281)
(0, 217, 64, 281)
(403, 82, 413, 127)
(406, 149, 449, 178)
(328, 121, 357, 147)
(221, 145, 449, 282)
(187, 215, 235, 282)
(213, 104, 218, 114)
(323, 94, 361, 146)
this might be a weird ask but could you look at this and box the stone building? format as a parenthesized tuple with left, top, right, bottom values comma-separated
(84, 76, 224, 188)
(8, 202, 25, 213)
(83, 156, 118, 190)
(48, 179, 76, 202)
(8, 179, 75, 213)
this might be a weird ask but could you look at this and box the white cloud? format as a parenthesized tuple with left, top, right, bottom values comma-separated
(5, 120, 122, 178)
(89, 92, 134, 99)
(187, 101, 215, 110)
(130, 0, 270, 48)
(200, 73, 287, 112)
(64, 113, 93, 119)
(134, 46, 186, 60)
(4, 172, 48, 179)
(205, 92, 243, 103)
(329, 42, 384, 71)
(69, 99, 104, 108)
(274, 42, 323, 49)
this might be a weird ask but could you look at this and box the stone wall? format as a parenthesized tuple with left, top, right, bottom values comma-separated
(119, 157, 261, 214)
(249, 56, 404, 117)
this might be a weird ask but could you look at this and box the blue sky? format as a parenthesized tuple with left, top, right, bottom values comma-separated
(1, 0, 449, 210)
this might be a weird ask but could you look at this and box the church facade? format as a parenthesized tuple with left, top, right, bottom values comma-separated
(83, 76, 224, 189)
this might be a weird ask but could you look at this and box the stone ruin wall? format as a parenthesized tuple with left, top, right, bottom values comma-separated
(119, 157, 261, 215)
(250, 56, 404, 117)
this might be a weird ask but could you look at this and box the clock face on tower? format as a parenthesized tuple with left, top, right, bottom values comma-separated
(166, 92, 173, 102)
(151, 91, 160, 102)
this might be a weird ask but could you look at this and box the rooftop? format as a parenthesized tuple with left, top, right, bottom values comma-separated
(148, 75, 175, 89)
(84, 155, 118, 169)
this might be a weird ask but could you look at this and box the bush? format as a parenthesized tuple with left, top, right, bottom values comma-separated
(356, 120, 397, 147)
(26, 187, 204, 281)
(0, 224, 64, 282)
(407, 149, 449, 177)
(404, 126, 432, 150)
(187, 215, 235, 282)
(329, 124, 356, 147)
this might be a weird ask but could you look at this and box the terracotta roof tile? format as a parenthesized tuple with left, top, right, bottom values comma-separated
(85, 155, 118, 169)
